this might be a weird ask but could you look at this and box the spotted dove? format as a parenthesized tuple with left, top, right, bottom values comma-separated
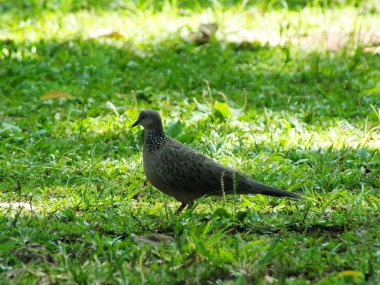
(132, 110, 300, 212)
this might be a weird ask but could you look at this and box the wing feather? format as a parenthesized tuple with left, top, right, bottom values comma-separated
(156, 145, 235, 197)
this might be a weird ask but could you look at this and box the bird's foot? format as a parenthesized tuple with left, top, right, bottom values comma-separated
(175, 203, 187, 214)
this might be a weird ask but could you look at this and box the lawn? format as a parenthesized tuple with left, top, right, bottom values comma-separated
(0, 0, 379, 284)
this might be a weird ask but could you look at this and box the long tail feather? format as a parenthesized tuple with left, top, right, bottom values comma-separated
(241, 178, 300, 199)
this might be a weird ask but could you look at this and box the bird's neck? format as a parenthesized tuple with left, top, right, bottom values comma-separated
(144, 130, 170, 153)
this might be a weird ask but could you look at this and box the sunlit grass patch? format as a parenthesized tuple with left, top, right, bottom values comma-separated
(1, 1, 378, 51)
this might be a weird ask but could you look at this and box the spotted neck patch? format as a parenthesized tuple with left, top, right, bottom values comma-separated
(145, 130, 170, 152)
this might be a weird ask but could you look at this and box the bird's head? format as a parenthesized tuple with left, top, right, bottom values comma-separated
(132, 110, 163, 132)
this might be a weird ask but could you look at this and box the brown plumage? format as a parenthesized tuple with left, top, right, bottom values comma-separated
(132, 110, 300, 212)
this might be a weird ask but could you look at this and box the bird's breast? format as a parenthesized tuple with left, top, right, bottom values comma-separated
(143, 149, 163, 188)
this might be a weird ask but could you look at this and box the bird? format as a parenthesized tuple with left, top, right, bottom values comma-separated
(132, 110, 300, 212)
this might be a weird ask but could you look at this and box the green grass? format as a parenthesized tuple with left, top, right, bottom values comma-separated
(1, 0, 379, 284)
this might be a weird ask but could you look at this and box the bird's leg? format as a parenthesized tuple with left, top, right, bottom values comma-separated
(175, 202, 197, 214)
(175, 203, 187, 214)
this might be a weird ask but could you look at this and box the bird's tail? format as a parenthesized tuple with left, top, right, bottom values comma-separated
(241, 178, 300, 199)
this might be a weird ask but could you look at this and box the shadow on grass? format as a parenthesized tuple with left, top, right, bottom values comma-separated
(226, 222, 348, 236)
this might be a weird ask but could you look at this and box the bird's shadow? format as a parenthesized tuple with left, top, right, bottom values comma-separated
(149, 202, 349, 238)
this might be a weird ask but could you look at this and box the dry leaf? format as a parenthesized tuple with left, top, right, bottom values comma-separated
(189, 23, 218, 45)
(336, 270, 364, 279)
(88, 28, 124, 39)
(100, 31, 124, 39)
(40, 91, 71, 100)
(200, 23, 218, 37)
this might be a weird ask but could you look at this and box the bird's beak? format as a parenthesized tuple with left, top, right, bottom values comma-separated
(132, 119, 140, 128)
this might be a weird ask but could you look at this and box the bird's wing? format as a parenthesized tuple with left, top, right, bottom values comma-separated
(156, 144, 235, 196)
(155, 143, 300, 199)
